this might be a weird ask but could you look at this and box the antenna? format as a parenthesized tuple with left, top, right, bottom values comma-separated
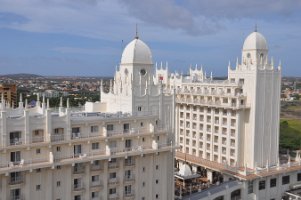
(135, 23, 139, 39)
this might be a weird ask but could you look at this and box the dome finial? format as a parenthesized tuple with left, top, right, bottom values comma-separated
(254, 23, 258, 32)
(135, 23, 139, 39)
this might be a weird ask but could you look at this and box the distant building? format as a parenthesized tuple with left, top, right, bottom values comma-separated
(0, 83, 17, 108)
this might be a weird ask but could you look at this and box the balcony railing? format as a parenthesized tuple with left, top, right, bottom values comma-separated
(10, 138, 23, 146)
(32, 136, 44, 143)
(108, 177, 119, 184)
(108, 162, 119, 169)
(73, 165, 85, 174)
(124, 160, 135, 167)
(51, 134, 64, 142)
(124, 174, 135, 181)
(9, 175, 24, 185)
(73, 183, 84, 191)
(10, 195, 24, 200)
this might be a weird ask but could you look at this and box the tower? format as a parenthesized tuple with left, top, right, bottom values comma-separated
(229, 30, 281, 168)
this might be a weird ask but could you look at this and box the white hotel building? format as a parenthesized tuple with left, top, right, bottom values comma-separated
(0, 35, 175, 200)
(159, 31, 301, 200)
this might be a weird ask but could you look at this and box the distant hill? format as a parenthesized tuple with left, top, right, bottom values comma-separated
(0, 73, 44, 79)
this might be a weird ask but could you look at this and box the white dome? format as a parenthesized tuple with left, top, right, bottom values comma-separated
(243, 31, 268, 50)
(179, 163, 192, 177)
(121, 38, 152, 64)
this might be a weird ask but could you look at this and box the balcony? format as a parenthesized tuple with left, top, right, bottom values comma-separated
(90, 163, 103, 171)
(9, 175, 24, 185)
(108, 194, 119, 200)
(124, 160, 135, 167)
(73, 165, 85, 174)
(124, 174, 135, 182)
(91, 181, 102, 188)
(32, 136, 44, 143)
(71, 132, 81, 140)
(73, 183, 84, 191)
(108, 162, 119, 169)
(51, 134, 64, 142)
(124, 191, 135, 199)
(108, 177, 119, 185)
(10, 138, 23, 146)
(10, 195, 24, 200)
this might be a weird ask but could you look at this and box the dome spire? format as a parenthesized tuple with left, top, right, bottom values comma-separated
(135, 23, 139, 39)
(254, 23, 258, 32)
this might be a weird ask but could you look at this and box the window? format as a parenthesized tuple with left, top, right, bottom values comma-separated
(125, 139, 132, 148)
(10, 188, 21, 200)
(138, 106, 142, 111)
(109, 172, 116, 179)
(125, 170, 131, 179)
(92, 142, 99, 150)
(109, 188, 116, 194)
(140, 122, 144, 127)
(156, 165, 159, 170)
(156, 194, 159, 199)
(298, 173, 301, 181)
(156, 179, 159, 184)
(270, 178, 276, 187)
(123, 123, 130, 133)
(36, 168, 41, 173)
(259, 180, 265, 190)
(92, 175, 99, 182)
(36, 149, 41, 154)
(56, 165, 61, 169)
(90, 126, 98, 133)
(74, 195, 81, 200)
(142, 182, 145, 187)
(36, 185, 41, 191)
(10, 151, 21, 163)
(56, 146, 61, 152)
(92, 192, 99, 198)
(73, 145, 82, 156)
(142, 167, 145, 172)
(10, 172, 21, 184)
(107, 124, 114, 131)
(9, 131, 21, 145)
(125, 185, 132, 195)
(57, 181, 61, 187)
(248, 181, 253, 194)
(282, 175, 290, 185)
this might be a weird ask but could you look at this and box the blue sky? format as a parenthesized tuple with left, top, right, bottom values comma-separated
(0, 0, 301, 77)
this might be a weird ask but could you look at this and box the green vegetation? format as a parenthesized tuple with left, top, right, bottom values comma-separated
(280, 119, 301, 150)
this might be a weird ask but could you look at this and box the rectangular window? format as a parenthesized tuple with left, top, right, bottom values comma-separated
(125, 139, 132, 148)
(36, 185, 41, 191)
(90, 126, 99, 133)
(92, 175, 99, 182)
(10, 188, 21, 200)
(107, 124, 114, 131)
(298, 173, 301, 181)
(248, 181, 253, 194)
(92, 191, 99, 198)
(10, 151, 21, 163)
(259, 180, 266, 190)
(270, 178, 277, 187)
(125, 185, 132, 195)
(9, 131, 22, 145)
(73, 145, 82, 156)
(282, 175, 290, 185)
(123, 123, 130, 133)
(10, 172, 21, 184)
(109, 172, 116, 179)
(92, 142, 99, 150)
(109, 188, 116, 194)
